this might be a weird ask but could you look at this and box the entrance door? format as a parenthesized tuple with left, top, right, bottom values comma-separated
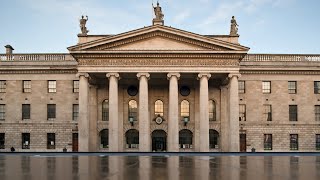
(152, 130, 167, 151)
(240, 134, 246, 152)
(72, 133, 78, 152)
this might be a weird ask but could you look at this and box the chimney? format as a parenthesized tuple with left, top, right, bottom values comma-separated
(5, 45, 14, 54)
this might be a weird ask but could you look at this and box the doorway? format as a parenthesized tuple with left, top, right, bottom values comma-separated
(152, 130, 167, 151)
(240, 133, 246, 152)
(72, 133, 78, 152)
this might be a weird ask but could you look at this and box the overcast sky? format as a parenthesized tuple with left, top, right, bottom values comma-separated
(0, 0, 319, 54)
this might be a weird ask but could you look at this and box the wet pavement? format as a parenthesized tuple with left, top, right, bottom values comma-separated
(0, 153, 320, 180)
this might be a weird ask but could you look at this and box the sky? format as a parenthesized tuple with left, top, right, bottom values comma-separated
(0, 0, 319, 54)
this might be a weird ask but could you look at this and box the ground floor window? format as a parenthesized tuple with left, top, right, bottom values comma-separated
(264, 134, 272, 150)
(179, 129, 192, 149)
(209, 130, 219, 149)
(100, 129, 108, 148)
(290, 134, 298, 150)
(0, 133, 4, 149)
(316, 134, 320, 150)
(125, 129, 139, 148)
(22, 133, 30, 149)
(47, 133, 55, 149)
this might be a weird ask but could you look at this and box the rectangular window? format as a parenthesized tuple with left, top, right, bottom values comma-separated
(47, 133, 55, 149)
(314, 81, 320, 94)
(73, 80, 79, 93)
(239, 104, 246, 121)
(0, 105, 5, 121)
(239, 81, 245, 93)
(47, 104, 56, 120)
(23, 80, 31, 93)
(288, 81, 297, 94)
(22, 133, 30, 149)
(264, 134, 272, 150)
(315, 106, 320, 121)
(262, 81, 271, 93)
(290, 134, 298, 150)
(102, 100, 109, 121)
(0, 81, 6, 93)
(289, 105, 298, 121)
(48, 80, 56, 93)
(263, 105, 272, 121)
(22, 104, 31, 120)
(0, 133, 4, 149)
(73, 104, 79, 121)
(316, 134, 320, 150)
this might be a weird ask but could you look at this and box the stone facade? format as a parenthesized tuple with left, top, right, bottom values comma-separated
(0, 15, 319, 152)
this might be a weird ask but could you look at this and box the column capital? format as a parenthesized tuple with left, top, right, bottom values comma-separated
(197, 73, 211, 80)
(137, 73, 150, 80)
(106, 73, 120, 79)
(167, 73, 180, 80)
(228, 73, 241, 79)
(76, 72, 90, 78)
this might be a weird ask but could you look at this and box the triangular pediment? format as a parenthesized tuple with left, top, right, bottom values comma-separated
(68, 25, 249, 52)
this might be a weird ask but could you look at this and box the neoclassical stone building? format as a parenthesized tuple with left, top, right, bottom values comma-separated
(0, 4, 320, 152)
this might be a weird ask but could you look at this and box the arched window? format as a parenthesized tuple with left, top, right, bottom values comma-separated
(209, 129, 219, 149)
(128, 100, 138, 121)
(102, 100, 109, 121)
(181, 100, 190, 118)
(125, 129, 139, 148)
(209, 100, 216, 121)
(154, 100, 164, 117)
(100, 129, 108, 148)
(179, 129, 193, 149)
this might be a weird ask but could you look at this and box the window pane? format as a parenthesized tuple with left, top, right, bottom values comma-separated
(154, 100, 164, 117)
(102, 100, 109, 121)
(23, 80, 31, 93)
(290, 134, 298, 150)
(100, 129, 108, 148)
(209, 130, 219, 149)
(128, 100, 138, 121)
(288, 81, 296, 94)
(239, 81, 245, 93)
(264, 134, 272, 150)
(126, 129, 139, 149)
(47, 133, 55, 149)
(239, 104, 246, 121)
(0, 104, 5, 120)
(47, 104, 56, 119)
(289, 105, 297, 121)
(264, 105, 272, 121)
(48, 81, 56, 93)
(73, 104, 79, 121)
(181, 100, 190, 117)
(262, 81, 271, 93)
(315, 106, 320, 121)
(73, 80, 79, 93)
(0, 81, 6, 93)
(0, 133, 5, 149)
(22, 133, 30, 149)
(179, 129, 193, 148)
(22, 104, 30, 120)
(316, 134, 320, 150)
(209, 100, 216, 121)
(314, 81, 320, 94)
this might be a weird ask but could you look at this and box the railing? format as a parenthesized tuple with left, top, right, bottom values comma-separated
(0, 54, 75, 61)
(243, 54, 320, 62)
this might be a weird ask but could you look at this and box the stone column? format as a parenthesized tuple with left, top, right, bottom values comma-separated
(77, 73, 90, 152)
(137, 73, 150, 152)
(228, 73, 241, 152)
(107, 73, 120, 152)
(89, 85, 98, 151)
(167, 73, 180, 152)
(198, 73, 211, 152)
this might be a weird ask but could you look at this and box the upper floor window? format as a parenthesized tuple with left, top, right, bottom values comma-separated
(128, 100, 138, 121)
(22, 133, 30, 149)
(263, 105, 272, 121)
(288, 81, 297, 94)
(22, 104, 30, 120)
(73, 80, 79, 93)
(0, 133, 4, 149)
(316, 134, 320, 150)
(209, 100, 216, 121)
(290, 134, 298, 150)
(48, 80, 56, 93)
(154, 100, 164, 117)
(0, 104, 5, 121)
(239, 104, 246, 121)
(47, 104, 56, 120)
(73, 104, 79, 121)
(180, 100, 190, 119)
(264, 134, 272, 150)
(238, 81, 245, 93)
(262, 81, 271, 93)
(23, 80, 31, 93)
(314, 81, 320, 94)
(315, 105, 320, 121)
(0, 81, 6, 93)
(47, 133, 55, 149)
(102, 100, 109, 121)
(289, 105, 297, 121)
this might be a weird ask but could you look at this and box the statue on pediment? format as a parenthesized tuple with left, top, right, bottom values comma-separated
(153, 2, 164, 21)
(230, 16, 239, 36)
(79, 15, 89, 35)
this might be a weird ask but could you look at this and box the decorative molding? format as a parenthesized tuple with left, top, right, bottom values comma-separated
(106, 72, 120, 79)
(228, 73, 241, 78)
(137, 72, 150, 80)
(150, 124, 168, 133)
(167, 72, 181, 80)
(0, 70, 77, 74)
(76, 72, 89, 78)
(197, 73, 211, 80)
(178, 124, 195, 133)
(241, 70, 320, 75)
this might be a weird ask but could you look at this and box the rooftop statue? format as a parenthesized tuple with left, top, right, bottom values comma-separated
(79, 15, 89, 35)
(153, 2, 164, 21)
(230, 16, 239, 36)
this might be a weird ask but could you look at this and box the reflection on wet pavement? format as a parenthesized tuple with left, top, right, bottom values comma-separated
(0, 154, 319, 180)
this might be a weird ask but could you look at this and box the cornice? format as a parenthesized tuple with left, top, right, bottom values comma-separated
(0, 69, 77, 74)
(240, 70, 320, 75)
